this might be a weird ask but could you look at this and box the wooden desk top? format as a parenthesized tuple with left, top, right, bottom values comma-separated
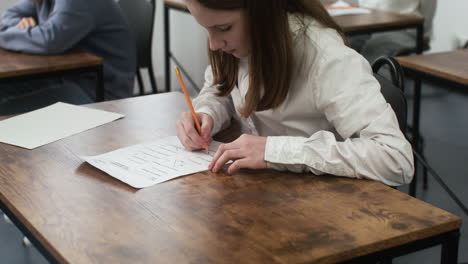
(0, 48, 103, 79)
(163, 0, 423, 35)
(0, 93, 461, 264)
(164, 0, 187, 10)
(333, 9, 423, 34)
(319, 0, 423, 34)
(397, 49, 468, 86)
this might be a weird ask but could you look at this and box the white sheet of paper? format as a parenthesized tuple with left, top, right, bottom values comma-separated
(330, 0, 353, 8)
(0, 102, 124, 149)
(327, 8, 370, 16)
(326, 0, 370, 16)
(84, 136, 221, 188)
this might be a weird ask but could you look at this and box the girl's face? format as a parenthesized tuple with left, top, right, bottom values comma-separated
(185, 0, 250, 58)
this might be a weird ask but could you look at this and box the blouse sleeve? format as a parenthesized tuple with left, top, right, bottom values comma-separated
(265, 38, 414, 186)
(193, 66, 235, 135)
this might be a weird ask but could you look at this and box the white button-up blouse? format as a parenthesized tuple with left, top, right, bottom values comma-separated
(193, 17, 414, 186)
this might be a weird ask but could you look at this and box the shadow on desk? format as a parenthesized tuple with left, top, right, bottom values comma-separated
(0, 78, 93, 116)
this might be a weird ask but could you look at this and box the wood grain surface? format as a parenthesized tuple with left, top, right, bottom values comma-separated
(164, 0, 187, 11)
(397, 49, 468, 86)
(0, 48, 102, 78)
(333, 9, 423, 34)
(0, 93, 461, 264)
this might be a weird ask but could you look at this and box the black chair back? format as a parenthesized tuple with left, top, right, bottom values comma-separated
(372, 56, 407, 132)
(118, 0, 158, 95)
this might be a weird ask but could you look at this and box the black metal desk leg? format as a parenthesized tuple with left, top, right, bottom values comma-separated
(96, 64, 104, 102)
(164, 4, 171, 93)
(416, 24, 424, 54)
(441, 230, 460, 264)
(410, 78, 422, 197)
(416, 23, 430, 189)
(405, 23, 426, 196)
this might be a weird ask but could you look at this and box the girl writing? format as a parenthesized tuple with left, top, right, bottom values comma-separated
(176, 0, 414, 186)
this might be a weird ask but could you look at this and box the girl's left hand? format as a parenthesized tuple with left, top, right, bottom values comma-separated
(209, 134, 267, 175)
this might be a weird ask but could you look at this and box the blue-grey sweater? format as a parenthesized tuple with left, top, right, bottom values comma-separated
(0, 0, 136, 100)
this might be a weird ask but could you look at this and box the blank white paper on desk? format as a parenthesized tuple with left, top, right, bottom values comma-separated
(0, 102, 124, 149)
(326, 0, 370, 16)
(84, 136, 221, 188)
(327, 8, 370, 16)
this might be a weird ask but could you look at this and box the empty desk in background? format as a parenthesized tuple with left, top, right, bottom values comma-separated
(397, 49, 468, 161)
(397, 49, 468, 88)
(333, 9, 424, 52)
(0, 92, 461, 264)
(162, 0, 424, 92)
(0, 48, 104, 101)
(396, 49, 468, 200)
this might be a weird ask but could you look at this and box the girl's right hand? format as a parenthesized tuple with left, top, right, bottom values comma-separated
(176, 112, 213, 151)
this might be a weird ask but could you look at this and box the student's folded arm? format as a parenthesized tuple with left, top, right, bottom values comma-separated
(193, 66, 235, 136)
(0, 8, 94, 54)
(265, 49, 414, 186)
(0, 23, 8, 32)
(0, 0, 36, 30)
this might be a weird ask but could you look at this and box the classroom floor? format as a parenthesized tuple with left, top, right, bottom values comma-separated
(1, 80, 467, 263)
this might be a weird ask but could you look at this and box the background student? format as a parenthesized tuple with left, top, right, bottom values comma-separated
(347, 0, 437, 63)
(176, 0, 414, 186)
(0, 0, 136, 115)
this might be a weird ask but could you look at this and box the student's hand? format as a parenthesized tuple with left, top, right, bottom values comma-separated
(209, 134, 267, 175)
(16, 17, 37, 29)
(176, 112, 213, 151)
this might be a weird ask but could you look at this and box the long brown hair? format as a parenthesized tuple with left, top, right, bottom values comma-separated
(197, 0, 345, 117)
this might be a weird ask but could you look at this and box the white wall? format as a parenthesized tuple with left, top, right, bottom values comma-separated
(153, 1, 208, 94)
(430, 0, 468, 52)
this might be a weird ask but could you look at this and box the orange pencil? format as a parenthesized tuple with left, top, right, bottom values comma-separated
(175, 67, 209, 152)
